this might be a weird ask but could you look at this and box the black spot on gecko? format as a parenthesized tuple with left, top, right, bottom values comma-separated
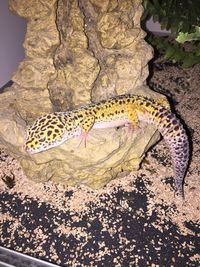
(39, 118, 46, 123)
(47, 130, 52, 136)
(48, 125, 55, 129)
(165, 123, 171, 128)
(51, 121, 58, 125)
(167, 114, 173, 119)
(172, 119, 178, 125)
(58, 124, 64, 129)
(44, 121, 52, 127)
(159, 107, 166, 113)
(41, 126, 47, 131)
(26, 140, 32, 145)
(158, 113, 164, 119)
(174, 125, 180, 131)
(145, 102, 150, 107)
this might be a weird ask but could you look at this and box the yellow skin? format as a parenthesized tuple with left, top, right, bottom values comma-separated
(25, 94, 189, 197)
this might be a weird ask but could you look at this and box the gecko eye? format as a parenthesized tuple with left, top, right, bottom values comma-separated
(39, 137, 46, 143)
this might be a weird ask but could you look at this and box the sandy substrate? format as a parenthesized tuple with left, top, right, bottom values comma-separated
(0, 60, 200, 266)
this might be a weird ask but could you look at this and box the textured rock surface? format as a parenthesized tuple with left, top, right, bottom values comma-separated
(0, 0, 164, 188)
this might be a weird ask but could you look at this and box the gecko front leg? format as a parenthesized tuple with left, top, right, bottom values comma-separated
(78, 115, 95, 147)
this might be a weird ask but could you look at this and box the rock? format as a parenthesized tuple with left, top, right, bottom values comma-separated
(22, 115, 160, 189)
(0, 0, 166, 188)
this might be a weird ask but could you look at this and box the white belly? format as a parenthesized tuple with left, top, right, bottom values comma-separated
(93, 119, 129, 129)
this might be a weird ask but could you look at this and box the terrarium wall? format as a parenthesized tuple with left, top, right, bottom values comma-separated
(0, 0, 164, 188)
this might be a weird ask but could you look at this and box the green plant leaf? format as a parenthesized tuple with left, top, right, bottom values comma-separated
(142, 0, 200, 68)
(176, 26, 200, 43)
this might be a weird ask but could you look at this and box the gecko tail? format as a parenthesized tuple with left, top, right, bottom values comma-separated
(165, 129, 189, 198)
(155, 108, 190, 197)
(139, 105, 190, 197)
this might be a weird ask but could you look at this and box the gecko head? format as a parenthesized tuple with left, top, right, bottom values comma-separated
(25, 113, 67, 154)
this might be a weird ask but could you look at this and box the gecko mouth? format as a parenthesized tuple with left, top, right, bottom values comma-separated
(24, 141, 50, 154)
(25, 146, 43, 154)
(25, 136, 68, 154)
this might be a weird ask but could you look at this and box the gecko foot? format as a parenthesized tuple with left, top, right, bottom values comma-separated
(77, 131, 88, 148)
(124, 123, 143, 138)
